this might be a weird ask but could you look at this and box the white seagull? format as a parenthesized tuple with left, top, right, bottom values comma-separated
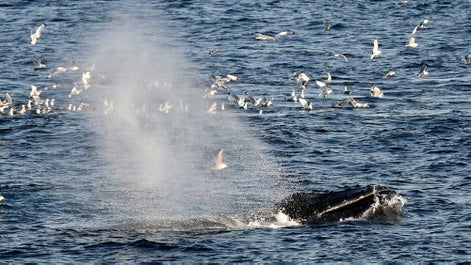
(384, 70, 396, 79)
(255, 32, 275, 40)
(347, 98, 369, 108)
(207, 102, 218, 114)
(412, 19, 430, 34)
(68, 83, 81, 98)
(371, 38, 382, 60)
(323, 20, 331, 31)
(29, 85, 41, 98)
(370, 84, 384, 98)
(327, 72, 332, 82)
(299, 98, 313, 110)
(275, 29, 295, 38)
(48, 66, 68, 78)
(159, 101, 173, 113)
(82, 71, 91, 89)
(30, 23, 46, 45)
(406, 37, 418, 48)
(292, 72, 310, 91)
(212, 148, 227, 170)
(333, 51, 349, 63)
(4, 92, 12, 106)
(315, 80, 333, 98)
(417, 64, 429, 78)
(33, 57, 46, 70)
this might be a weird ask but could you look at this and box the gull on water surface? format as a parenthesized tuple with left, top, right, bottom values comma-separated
(255, 33, 275, 40)
(370, 84, 384, 98)
(33, 57, 46, 70)
(384, 70, 396, 78)
(406, 37, 418, 48)
(212, 148, 227, 170)
(463, 53, 471, 64)
(275, 29, 295, 38)
(417, 64, 429, 78)
(299, 98, 313, 110)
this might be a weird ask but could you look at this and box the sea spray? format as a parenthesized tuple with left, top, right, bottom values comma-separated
(83, 13, 288, 225)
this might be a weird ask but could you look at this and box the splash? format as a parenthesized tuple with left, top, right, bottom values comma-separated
(84, 14, 287, 223)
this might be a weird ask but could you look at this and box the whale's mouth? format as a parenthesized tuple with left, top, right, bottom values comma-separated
(274, 185, 407, 225)
(72, 185, 406, 233)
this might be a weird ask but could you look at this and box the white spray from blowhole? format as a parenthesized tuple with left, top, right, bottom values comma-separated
(85, 14, 289, 227)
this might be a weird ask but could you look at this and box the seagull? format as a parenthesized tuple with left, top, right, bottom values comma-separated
(159, 101, 173, 113)
(371, 38, 382, 60)
(284, 88, 298, 102)
(211, 74, 237, 90)
(315, 80, 333, 98)
(33, 57, 46, 70)
(68, 59, 79, 71)
(412, 19, 430, 34)
(406, 37, 418, 48)
(344, 86, 353, 95)
(292, 72, 310, 98)
(212, 148, 227, 170)
(45, 83, 60, 90)
(227, 92, 243, 106)
(212, 74, 238, 83)
(245, 92, 262, 107)
(384, 70, 396, 79)
(255, 32, 275, 40)
(347, 98, 369, 108)
(227, 92, 239, 102)
(30, 23, 46, 45)
(275, 29, 295, 38)
(29, 85, 41, 98)
(417, 64, 429, 78)
(207, 102, 218, 114)
(327, 72, 332, 83)
(15, 104, 26, 114)
(208, 49, 219, 56)
(292, 72, 310, 90)
(333, 51, 349, 62)
(299, 98, 313, 110)
(82, 71, 91, 89)
(261, 96, 273, 107)
(68, 83, 81, 98)
(4, 92, 12, 106)
(323, 20, 331, 31)
(48, 66, 68, 78)
(370, 84, 384, 98)
(464, 53, 471, 64)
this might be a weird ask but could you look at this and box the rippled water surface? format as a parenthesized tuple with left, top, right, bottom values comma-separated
(1, 0, 470, 263)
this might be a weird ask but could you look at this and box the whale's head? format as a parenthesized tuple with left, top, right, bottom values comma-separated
(275, 185, 407, 225)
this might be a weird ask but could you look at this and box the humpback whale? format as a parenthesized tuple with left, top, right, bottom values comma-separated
(275, 185, 406, 225)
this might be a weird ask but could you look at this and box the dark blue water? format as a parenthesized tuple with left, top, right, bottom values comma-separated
(1, 0, 470, 263)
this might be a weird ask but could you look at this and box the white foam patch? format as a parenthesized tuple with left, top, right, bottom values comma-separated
(246, 211, 300, 229)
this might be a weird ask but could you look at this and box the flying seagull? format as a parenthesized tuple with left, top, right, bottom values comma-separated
(30, 23, 46, 45)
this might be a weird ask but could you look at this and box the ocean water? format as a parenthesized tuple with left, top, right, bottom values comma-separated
(0, 0, 470, 263)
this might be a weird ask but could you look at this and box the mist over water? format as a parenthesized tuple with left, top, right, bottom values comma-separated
(84, 14, 288, 224)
